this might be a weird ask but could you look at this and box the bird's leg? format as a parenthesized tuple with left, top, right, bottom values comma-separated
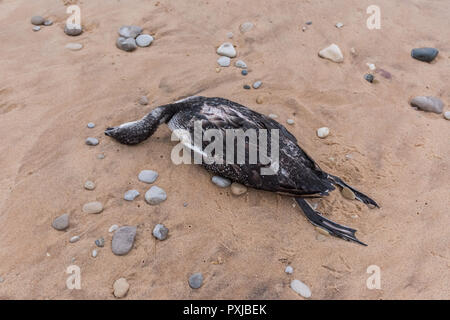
(295, 198, 367, 246)
(328, 174, 379, 208)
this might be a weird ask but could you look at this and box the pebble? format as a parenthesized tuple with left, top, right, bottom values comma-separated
(305, 21, 312, 25)
(64, 23, 83, 36)
(124, 190, 140, 201)
(52, 213, 70, 231)
(235, 60, 247, 69)
(226, 32, 233, 39)
(212, 176, 231, 188)
(85, 137, 99, 146)
(138, 170, 158, 183)
(188, 273, 204, 289)
(87, 122, 95, 128)
(65, 43, 83, 51)
(69, 235, 80, 243)
(230, 183, 247, 196)
(302, 26, 307, 32)
(268, 114, 278, 119)
(84, 180, 95, 190)
(253, 81, 262, 89)
(256, 96, 264, 104)
(31, 16, 45, 25)
(95, 237, 105, 247)
(411, 47, 439, 63)
(290, 279, 311, 298)
(33, 26, 41, 32)
(82, 201, 103, 214)
(145, 186, 167, 205)
(139, 96, 149, 105)
(119, 25, 142, 38)
(136, 34, 154, 47)
(111, 226, 137, 255)
(109, 224, 119, 233)
(285, 266, 294, 274)
(239, 22, 254, 33)
(92, 249, 98, 258)
(317, 127, 330, 139)
(113, 278, 130, 298)
(97, 153, 105, 159)
(444, 111, 450, 120)
(243, 84, 251, 90)
(367, 63, 376, 71)
(241, 70, 248, 76)
(364, 73, 374, 83)
(410, 96, 444, 114)
(318, 44, 344, 63)
(152, 224, 169, 241)
(217, 42, 236, 58)
(217, 56, 231, 67)
(341, 187, 356, 200)
(286, 119, 295, 125)
(44, 20, 53, 26)
(335, 22, 344, 28)
(116, 37, 137, 52)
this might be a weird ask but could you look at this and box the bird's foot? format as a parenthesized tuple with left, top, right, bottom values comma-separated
(328, 174, 379, 208)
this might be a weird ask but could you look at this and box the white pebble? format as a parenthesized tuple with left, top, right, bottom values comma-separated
(240, 22, 254, 33)
(290, 279, 311, 298)
(138, 170, 158, 184)
(65, 43, 83, 51)
(92, 249, 98, 258)
(286, 119, 295, 125)
(217, 56, 231, 67)
(285, 266, 294, 274)
(318, 44, 344, 63)
(268, 114, 278, 119)
(109, 224, 119, 233)
(444, 111, 450, 120)
(124, 190, 140, 201)
(84, 180, 95, 190)
(317, 127, 330, 139)
(235, 60, 247, 69)
(335, 22, 344, 28)
(136, 34, 154, 47)
(217, 42, 236, 58)
(226, 32, 233, 39)
(69, 236, 80, 243)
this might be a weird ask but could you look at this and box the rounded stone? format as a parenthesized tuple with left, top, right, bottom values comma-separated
(84, 180, 95, 190)
(95, 237, 105, 247)
(52, 213, 70, 231)
(235, 60, 247, 69)
(65, 43, 83, 51)
(319, 44, 344, 63)
(82, 201, 103, 214)
(335, 22, 344, 28)
(226, 32, 233, 39)
(410, 96, 444, 114)
(256, 96, 264, 104)
(212, 176, 231, 188)
(152, 224, 169, 241)
(92, 249, 98, 258)
(188, 273, 204, 289)
(217, 56, 231, 67)
(444, 111, 450, 120)
(32, 26, 41, 32)
(85, 137, 99, 146)
(286, 119, 295, 125)
(64, 23, 83, 36)
(230, 183, 247, 196)
(411, 47, 439, 63)
(253, 81, 262, 89)
(109, 224, 119, 233)
(116, 37, 137, 52)
(69, 235, 80, 243)
(87, 122, 95, 128)
(216, 42, 236, 58)
(317, 127, 330, 139)
(44, 20, 53, 26)
(239, 22, 254, 33)
(113, 278, 130, 298)
(139, 96, 149, 105)
(364, 73, 374, 83)
(31, 16, 45, 25)
(138, 170, 158, 183)
(118, 25, 142, 38)
(243, 84, 251, 90)
(136, 34, 153, 47)
(124, 190, 140, 201)
(290, 279, 311, 298)
(111, 226, 137, 255)
(145, 186, 167, 205)
(268, 114, 278, 119)
(285, 266, 294, 274)
(241, 69, 248, 76)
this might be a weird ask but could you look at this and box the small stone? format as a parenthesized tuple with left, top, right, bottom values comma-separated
(116, 37, 137, 52)
(84, 180, 95, 190)
(139, 96, 149, 105)
(226, 32, 233, 39)
(444, 111, 450, 120)
(97, 153, 105, 159)
(315, 226, 330, 236)
(52, 213, 70, 231)
(92, 249, 98, 258)
(243, 84, 251, 90)
(215, 67, 221, 73)
(350, 47, 357, 55)
(69, 236, 80, 243)
(253, 81, 262, 89)
(230, 183, 247, 196)
(65, 43, 83, 51)
(124, 190, 140, 201)
(290, 279, 311, 298)
(44, 20, 53, 26)
(319, 44, 344, 63)
(136, 34, 154, 47)
(109, 224, 119, 233)
(364, 74, 374, 83)
(212, 176, 231, 188)
(145, 186, 167, 205)
(235, 60, 247, 69)
(256, 96, 264, 104)
(64, 23, 83, 36)
(317, 127, 330, 139)
(87, 122, 95, 128)
(183, 202, 188, 207)
(341, 187, 356, 200)
(113, 278, 130, 298)
(112, 226, 137, 255)
(217, 56, 231, 67)
(138, 170, 158, 183)
(95, 237, 105, 247)
(411, 47, 439, 63)
(85, 137, 99, 146)
(31, 16, 45, 25)
(286, 119, 295, 125)
(410, 96, 444, 114)
(240, 22, 254, 33)
(118, 25, 142, 38)
(188, 273, 203, 289)
(305, 21, 312, 25)
(241, 69, 248, 76)
(285, 266, 294, 274)
(152, 224, 169, 241)
(32, 26, 41, 32)
(82, 201, 103, 214)
(217, 42, 236, 58)
(335, 22, 344, 28)
(268, 114, 278, 119)
(366, 63, 376, 71)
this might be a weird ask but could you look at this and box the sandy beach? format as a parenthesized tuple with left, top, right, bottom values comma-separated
(0, 0, 449, 299)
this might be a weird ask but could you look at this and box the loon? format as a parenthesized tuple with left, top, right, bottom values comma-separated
(105, 96, 378, 245)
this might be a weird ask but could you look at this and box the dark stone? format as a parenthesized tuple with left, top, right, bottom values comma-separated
(411, 47, 439, 63)
(364, 74, 374, 83)
(243, 84, 251, 90)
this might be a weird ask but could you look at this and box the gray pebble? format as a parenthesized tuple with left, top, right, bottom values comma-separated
(217, 56, 231, 67)
(240, 22, 254, 33)
(212, 176, 231, 188)
(188, 273, 204, 289)
(95, 237, 105, 247)
(44, 20, 53, 26)
(97, 153, 105, 159)
(32, 26, 41, 32)
(136, 34, 154, 47)
(82, 201, 103, 214)
(335, 22, 344, 28)
(85, 137, 99, 146)
(268, 114, 278, 119)
(411, 47, 439, 63)
(290, 279, 311, 298)
(152, 224, 169, 241)
(52, 213, 70, 231)
(235, 60, 247, 69)
(118, 25, 142, 38)
(109, 224, 119, 233)
(410, 96, 444, 114)
(124, 189, 140, 201)
(285, 266, 294, 274)
(444, 111, 450, 120)
(145, 186, 167, 205)
(111, 226, 137, 255)
(69, 235, 80, 243)
(226, 32, 233, 39)
(87, 122, 95, 128)
(31, 16, 45, 25)
(65, 43, 83, 51)
(139, 96, 149, 105)
(84, 180, 95, 190)
(286, 119, 295, 125)
(64, 23, 83, 36)
(138, 170, 158, 183)
(253, 81, 262, 89)
(116, 37, 137, 52)
(305, 21, 312, 25)
(92, 249, 98, 258)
